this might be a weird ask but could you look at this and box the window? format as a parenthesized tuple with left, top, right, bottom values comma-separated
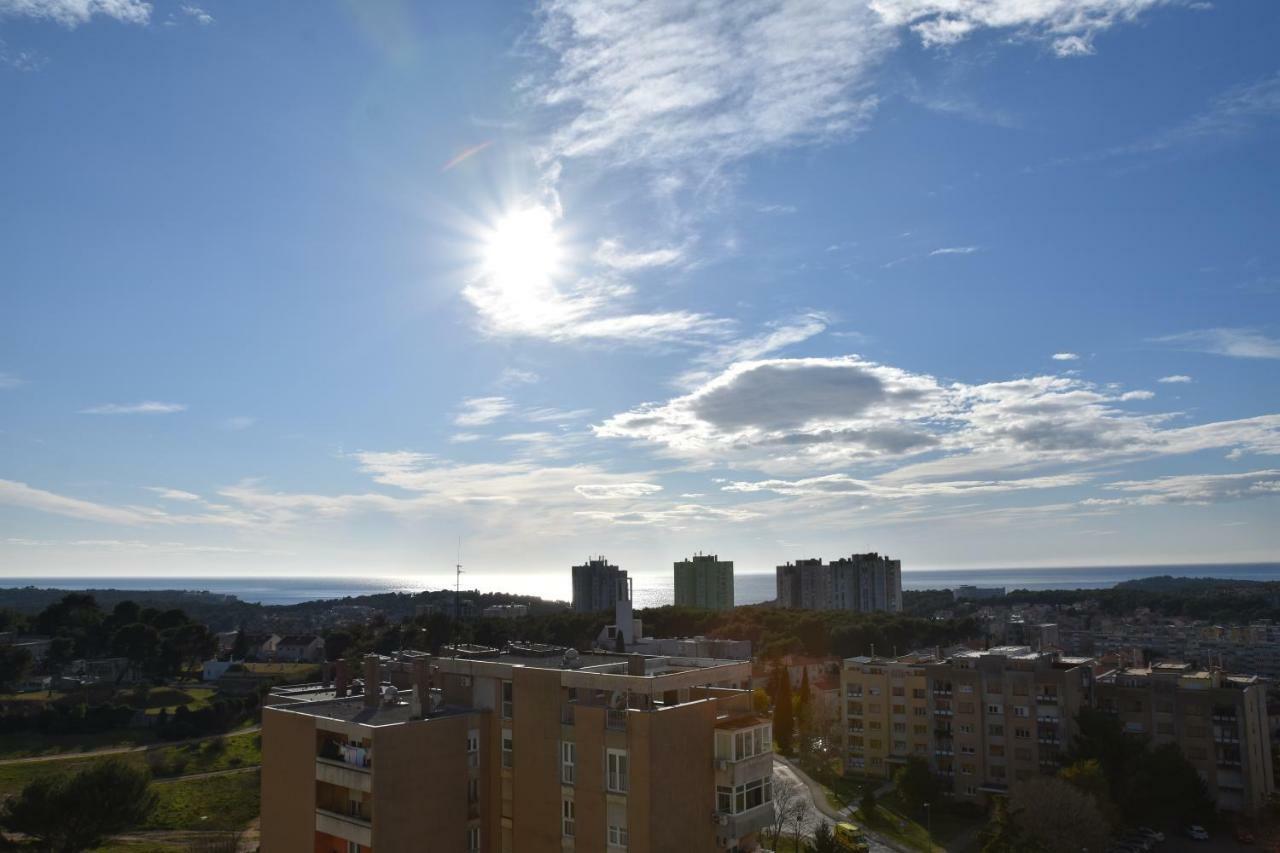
(892, 722, 906, 733)
(913, 725, 928, 735)
(1013, 706, 1029, 718)
(467, 729, 479, 768)
(607, 749, 629, 793)
(987, 704, 1002, 716)
(959, 723, 974, 734)
(561, 741, 576, 784)
(501, 729, 513, 769)
(562, 798, 575, 837)
(717, 786, 732, 813)
(466, 828, 479, 853)
(348, 843, 359, 853)
(914, 707, 928, 717)
(502, 680, 514, 719)
(892, 686, 905, 697)
(468, 777, 479, 803)
(959, 685, 974, 694)
(608, 824, 629, 848)
(988, 724, 1004, 737)
(1014, 727, 1031, 740)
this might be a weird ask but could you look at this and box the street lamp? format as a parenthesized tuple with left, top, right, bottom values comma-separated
(923, 802, 931, 836)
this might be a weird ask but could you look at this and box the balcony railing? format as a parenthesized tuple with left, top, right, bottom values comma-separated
(1035, 695, 1059, 705)
(316, 807, 371, 827)
(606, 709, 628, 730)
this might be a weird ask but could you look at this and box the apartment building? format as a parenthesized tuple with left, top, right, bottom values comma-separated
(261, 647, 774, 853)
(1096, 662, 1275, 814)
(841, 652, 936, 778)
(776, 553, 903, 613)
(924, 646, 1095, 802)
(674, 553, 735, 611)
(573, 557, 627, 614)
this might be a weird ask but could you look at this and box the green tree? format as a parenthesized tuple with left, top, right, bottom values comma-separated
(1009, 776, 1108, 853)
(0, 646, 32, 692)
(773, 665, 795, 755)
(1059, 758, 1117, 826)
(894, 756, 940, 815)
(859, 785, 877, 823)
(1, 759, 157, 852)
(111, 622, 161, 680)
(807, 821, 840, 853)
(980, 797, 1038, 853)
(752, 687, 771, 714)
(231, 628, 249, 660)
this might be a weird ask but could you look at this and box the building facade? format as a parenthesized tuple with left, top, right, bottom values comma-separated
(262, 649, 773, 853)
(572, 557, 626, 614)
(674, 554, 735, 611)
(1095, 663, 1275, 813)
(841, 652, 936, 777)
(776, 553, 902, 613)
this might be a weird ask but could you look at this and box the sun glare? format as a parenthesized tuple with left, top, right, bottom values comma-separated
(482, 205, 563, 295)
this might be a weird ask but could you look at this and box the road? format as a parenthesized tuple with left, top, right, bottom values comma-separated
(772, 758, 898, 853)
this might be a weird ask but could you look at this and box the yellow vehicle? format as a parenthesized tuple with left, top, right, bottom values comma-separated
(834, 821, 871, 852)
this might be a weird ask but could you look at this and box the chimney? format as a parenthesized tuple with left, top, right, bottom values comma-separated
(363, 656, 380, 708)
(627, 654, 646, 676)
(334, 659, 349, 697)
(320, 661, 332, 690)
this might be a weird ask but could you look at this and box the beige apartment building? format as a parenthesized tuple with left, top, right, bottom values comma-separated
(925, 646, 1095, 802)
(841, 652, 936, 778)
(1096, 662, 1275, 813)
(261, 645, 774, 853)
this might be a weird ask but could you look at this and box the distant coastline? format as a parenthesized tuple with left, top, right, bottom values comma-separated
(3, 561, 1279, 608)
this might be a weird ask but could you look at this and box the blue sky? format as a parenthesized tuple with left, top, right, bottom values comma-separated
(1, 0, 1278, 588)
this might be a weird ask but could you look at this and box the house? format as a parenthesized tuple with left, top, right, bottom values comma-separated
(274, 635, 325, 663)
(243, 633, 282, 661)
(203, 659, 239, 682)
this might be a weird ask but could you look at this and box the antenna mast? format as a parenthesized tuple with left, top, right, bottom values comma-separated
(452, 538, 464, 657)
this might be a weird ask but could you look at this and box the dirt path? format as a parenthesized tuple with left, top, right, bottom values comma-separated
(0, 726, 261, 766)
(153, 765, 260, 784)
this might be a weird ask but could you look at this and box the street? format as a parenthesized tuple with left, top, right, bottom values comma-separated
(772, 759, 896, 853)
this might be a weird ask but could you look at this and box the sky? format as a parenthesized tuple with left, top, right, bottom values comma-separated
(1, 0, 1278, 587)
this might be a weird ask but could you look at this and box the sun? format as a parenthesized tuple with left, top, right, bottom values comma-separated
(481, 204, 563, 296)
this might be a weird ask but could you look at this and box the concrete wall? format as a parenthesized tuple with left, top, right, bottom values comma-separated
(511, 667, 563, 851)
(261, 708, 317, 853)
(372, 713, 475, 852)
(635, 699, 719, 853)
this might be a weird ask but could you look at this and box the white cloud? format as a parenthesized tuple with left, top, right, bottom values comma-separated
(871, 0, 1166, 56)
(1152, 328, 1280, 359)
(180, 3, 211, 24)
(1158, 374, 1193, 384)
(574, 483, 664, 499)
(593, 239, 686, 271)
(722, 472, 1091, 498)
(1119, 390, 1154, 401)
(79, 401, 187, 415)
(930, 246, 979, 256)
(598, 353, 1280, 478)
(1094, 469, 1280, 506)
(0, 479, 155, 525)
(1051, 352, 1079, 361)
(498, 368, 541, 386)
(534, 0, 893, 171)
(146, 487, 202, 502)
(454, 396, 513, 427)
(0, 0, 151, 26)
(678, 313, 829, 387)
(575, 503, 759, 526)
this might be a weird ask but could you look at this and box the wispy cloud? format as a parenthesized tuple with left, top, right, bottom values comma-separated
(146, 487, 202, 502)
(1122, 72, 1280, 156)
(1152, 328, 1280, 359)
(0, 371, 24, 389)
(0, 479, 155, 526)
(454, 396, 514, 427)
(593, 239, 686, 271)
(1051, 352, 1079, 361)
(180, 3, 211, 25)
(1088, 469, 1280, 506)
(574, 483, 663, 499)
(1158, 374, 1193, 383)
(930, 246, 979, 256)
(79, 401, 187, 415)
(497, 368, 540, 387)
(0, 0, 152, 26)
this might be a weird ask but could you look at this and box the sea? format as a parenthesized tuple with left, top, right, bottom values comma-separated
(4, 562, 1280, 608)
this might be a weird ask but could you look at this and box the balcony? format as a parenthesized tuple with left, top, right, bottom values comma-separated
(714, 802, 775, 844)
(606, 709, 628, 731)
(934, 708, 953, 716)
(560, 704, 575, 725)
(1035, 695, 1059, 705)
(316, 809, 372, 847)
(315, 758, 372, 793)
(715, 751, 774, 787)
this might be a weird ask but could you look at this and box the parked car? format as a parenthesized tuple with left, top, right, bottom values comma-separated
(1184, 825, 1210, 841)
(1136, 827, 1165, 843)
(1122, 835, 1154, 851)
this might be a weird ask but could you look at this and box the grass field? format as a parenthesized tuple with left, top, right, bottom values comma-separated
(0, 731, 261, 796)
(144, 770, 261, 831)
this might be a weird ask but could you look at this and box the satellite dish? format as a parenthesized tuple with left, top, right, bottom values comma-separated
(610, 689, 627, 710)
